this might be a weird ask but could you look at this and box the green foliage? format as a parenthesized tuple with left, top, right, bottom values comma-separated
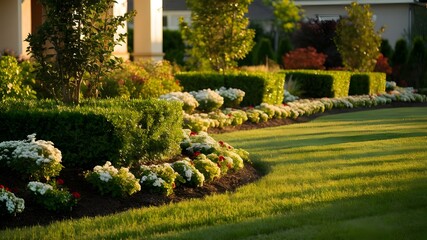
(349, 72, 386, 95)
(253, 38, 276, 65)
(391, 39, 409, 86)
(163, 30, 186, 66)
(265, 0, 303, 33)
(406, 37, 427, 89)
(0, 56, 36, 100)
(176, 71, 285, 106)
(380, 39, 394, 59)
(334, 2, 383, 72)
(84, 161, 141, 198)
(0, 99, 183, 168)
(99, 60, 182, 99)
(193, 154, 221, 182)
(180, 0, 255, 71)
(26, 0, 135, 104)
(172, 159, 205, 187)
(283, 70, 351, 98)
(27, 181, 79, 212)
(175, 72, 225, 92)
(137, 164, 179, 196)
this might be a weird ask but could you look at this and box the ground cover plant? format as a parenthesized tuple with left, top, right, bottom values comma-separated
(1, 106, 426, 239)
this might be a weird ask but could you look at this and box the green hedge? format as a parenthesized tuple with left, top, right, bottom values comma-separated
(349, 72, 386, 95)
(175, 71, 285, 106)
(283, 70, 352, 98)
(175, 72, 225, 92)
(0, 99, 183, 168)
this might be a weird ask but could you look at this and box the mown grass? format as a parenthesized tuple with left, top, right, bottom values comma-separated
(2, 107, 427, 239)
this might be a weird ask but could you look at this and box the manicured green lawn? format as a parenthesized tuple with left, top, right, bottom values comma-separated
(2, 107, 427, 239)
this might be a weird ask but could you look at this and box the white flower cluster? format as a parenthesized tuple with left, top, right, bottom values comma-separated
(92, 161, 119, 182)
(182, 131, 220, 154)
(27, 181, 53, 195)
(190, 89, 224, 112)
(0, 134, 62, 166)
(140, 171, 166, 187)
(0, 188, 25, 215)
(215, 87, 245, 101)
(159, 92, 199, 113)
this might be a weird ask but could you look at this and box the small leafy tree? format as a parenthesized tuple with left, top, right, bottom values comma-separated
(334, 2, 383, 72)
(180, 0, 255, 72)
(26, 0, 134, 104)
(264, 0, 303, 33)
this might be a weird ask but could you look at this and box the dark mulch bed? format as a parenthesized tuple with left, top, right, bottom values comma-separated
(1, 101, 426, 230)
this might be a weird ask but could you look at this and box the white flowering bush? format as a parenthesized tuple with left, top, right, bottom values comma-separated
(190, 89, 224, 112)
(222, 109, 248, 126)
(172, 158, 205, 187)
(206, 153, 234, 175)
(0, 134, 63, 181)
(27, 180, 80, 212)
(0, 185, 25, 216)
(84, 161, 141, 197)
(215, 87, 245, 108)
(137, 163, 179, 196)
(180, 130, 220, 156)
(193, 154, 221, 182)
(386, 81, 397, 92)
(159, 92, 199, 113)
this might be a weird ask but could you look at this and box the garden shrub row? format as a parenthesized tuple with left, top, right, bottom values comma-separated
(0, 99, 183, 168)
(349, 72, 386, 95)
(283, 70, 386, 98)
(175, 71, 284, 106)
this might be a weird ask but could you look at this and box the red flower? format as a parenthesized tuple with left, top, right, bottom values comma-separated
(282, 103, 288, 107)
(193, 151, 201, 157)
(72, 192, 81, 199)
(218, 156, 225, 162)
(0, 185, 4, 189)
(227, 113, 232, 117)
(218, 141, 224, 146)
(190, 131, 197, 136)
(217, 163, 221, 168)
(249, 106, 254, 109)
(56, 178, 64, 185)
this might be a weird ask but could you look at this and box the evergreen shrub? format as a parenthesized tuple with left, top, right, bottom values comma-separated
(349, 72, 386, 95)
(0, 99, 183, 168)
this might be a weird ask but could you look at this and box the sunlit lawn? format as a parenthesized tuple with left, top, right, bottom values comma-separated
(2, 107, 427, 239)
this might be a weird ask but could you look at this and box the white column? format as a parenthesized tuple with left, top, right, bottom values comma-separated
(113, 0, 130, 61)
(0, 0, 31, 58)
(133, 0, 164, 61)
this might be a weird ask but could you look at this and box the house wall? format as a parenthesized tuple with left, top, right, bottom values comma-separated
(163, 10, 190, 30)
(302, 4, 411, 46)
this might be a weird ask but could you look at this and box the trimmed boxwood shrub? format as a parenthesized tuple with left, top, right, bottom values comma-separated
(349, 72, 386, 95)
(176, 71, 285, 106)
(175, 72, 225, 92)
(0, 99, 183, 168)
(283, 70, 351, 98)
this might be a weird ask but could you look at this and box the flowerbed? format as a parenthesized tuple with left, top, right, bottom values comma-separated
(0, 129, 251, 221)
(180, 86, 427, 132)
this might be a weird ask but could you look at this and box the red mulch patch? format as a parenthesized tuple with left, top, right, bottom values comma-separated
(1, 101, 426, 230)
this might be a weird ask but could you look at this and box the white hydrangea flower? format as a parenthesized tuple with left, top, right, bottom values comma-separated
(27, 181, 53, 195)
(99, 172, 112, 182)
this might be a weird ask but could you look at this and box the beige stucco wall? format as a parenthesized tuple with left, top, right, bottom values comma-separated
(302, 4, 410, 46)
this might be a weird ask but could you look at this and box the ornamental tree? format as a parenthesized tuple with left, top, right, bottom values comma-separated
(26, 0, 134, 104)
(264, 0, 303, 33)
(334, 2, 383, 72)
(180, 0, 255, 72)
